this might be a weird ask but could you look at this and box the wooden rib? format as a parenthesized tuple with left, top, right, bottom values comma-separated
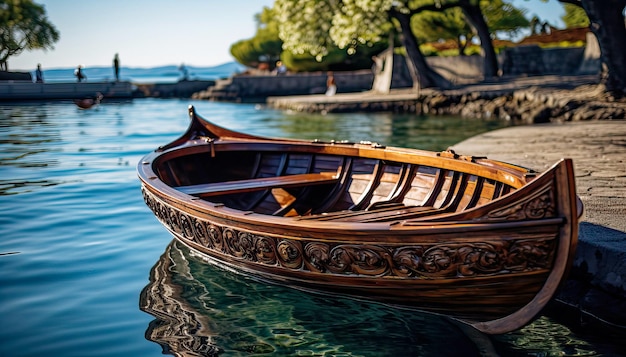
(303, 165, 449, 222)
(161, 161, 181, 185)
(389, 164, 418, 202)
(348, 160, 385, 210)
(367, 164, 416, 210)
(462, 176, 485, 210)
(249, 152, 263, 179)
(354, 173, 471, 223)
(492, 181, 504, 199)
(433, 171, 463, 209)
(419, 168, 449, 207)
(310, 157, 354, 214)
(243, 153, 289, 211)
(272, 153, 316, 216)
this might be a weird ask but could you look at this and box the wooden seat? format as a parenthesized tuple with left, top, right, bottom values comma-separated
(176, 172, 338, 197)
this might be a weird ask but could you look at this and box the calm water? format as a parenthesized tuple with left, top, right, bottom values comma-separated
(0, 98, 623, 356)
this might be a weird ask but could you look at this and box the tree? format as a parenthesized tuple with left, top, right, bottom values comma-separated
(0, 0, 60, 71)
(456, 0, 499, 78)
(578, 0, 626, 95)
(531, 0, 625, 95)
(230, 7, 283, 69)
(232, 4, 384, 72)
(275, 0, 518, 89)
(561, 2, 590, 28)
(275, 0, 453, 89)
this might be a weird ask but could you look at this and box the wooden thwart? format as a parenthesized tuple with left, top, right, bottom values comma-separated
(176, 172, 338, 197)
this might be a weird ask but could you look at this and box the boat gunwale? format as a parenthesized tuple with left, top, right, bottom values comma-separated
(138, 144, 566, 235)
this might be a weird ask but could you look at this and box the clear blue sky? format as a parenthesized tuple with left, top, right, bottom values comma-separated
(12, 0, 275, 70)
(11, 0, 565, 71)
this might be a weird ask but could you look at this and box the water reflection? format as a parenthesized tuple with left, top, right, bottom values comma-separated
(0, 104, 64, 195)
(0, 105, 61, 167)
(269, 112, 507, 151)
(141, 241, 496, 356)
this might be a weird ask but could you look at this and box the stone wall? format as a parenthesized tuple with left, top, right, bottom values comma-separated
(500, 46, 587, 76)
(0, 81, 133, 100)
(231, 70, 375, 97)
(0, 71, 33, 81)
(194, 47, 597, 102)
(133, 80, 216, 98)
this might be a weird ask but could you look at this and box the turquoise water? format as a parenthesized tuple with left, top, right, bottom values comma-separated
(0, 99, 623, 356)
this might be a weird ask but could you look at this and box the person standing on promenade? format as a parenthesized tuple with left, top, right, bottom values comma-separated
(325, 71, 337, 96)
(35, 64, 44, 83)
(75, 65, 86, 82)
(275, 61, 287, 75)
(113, 53, 120, 81)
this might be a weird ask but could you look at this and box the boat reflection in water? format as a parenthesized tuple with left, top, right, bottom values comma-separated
(140, 241, 501, 356)
(141, 241, 622, 356)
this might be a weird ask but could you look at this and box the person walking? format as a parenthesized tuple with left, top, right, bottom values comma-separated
(113, 53, 120, 81)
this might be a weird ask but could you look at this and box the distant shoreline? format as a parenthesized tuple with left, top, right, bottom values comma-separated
(9, 62, 246, 84)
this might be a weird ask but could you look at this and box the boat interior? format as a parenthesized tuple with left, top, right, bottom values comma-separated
(156, 145, 524, 222)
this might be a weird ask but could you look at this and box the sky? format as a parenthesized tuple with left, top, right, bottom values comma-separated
(11, 0, 565, 71)
(11, 0, 275, 71)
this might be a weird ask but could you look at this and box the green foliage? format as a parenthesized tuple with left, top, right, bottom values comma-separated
(275, 0, 337, 61)
(280, 49, 345, 72)
(0, 0, 60, 70)
(281, 43, 387, 72)
(410, 0, 528, 54)
(419, 43, 440, 57)
(229, 6, 282, 68)
(234, 1, 391, 72)
(412, 6, 469, 45)
(562, 3, 590, 28)
(482, 0, 529, 38)
(264, 0, 532, 73)
(275, 0, 394, 61)
(538, 40, 586, 49)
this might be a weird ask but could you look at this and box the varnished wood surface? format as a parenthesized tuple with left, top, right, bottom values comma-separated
(176, 172, 338, 196)
(138, 106, 581, 335)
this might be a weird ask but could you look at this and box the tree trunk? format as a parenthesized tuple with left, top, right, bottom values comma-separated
(457, 35, 468, 56)
(391, 10, 452, 90)
(459, 1, 499, 78)
(580, 0, 626, 95)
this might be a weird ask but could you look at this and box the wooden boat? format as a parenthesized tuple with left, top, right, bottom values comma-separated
(73, 92, 103, 109)
(138, 106, 581, 335)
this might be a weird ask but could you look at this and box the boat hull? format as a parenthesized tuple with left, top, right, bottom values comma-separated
(141, 181, 568, 333)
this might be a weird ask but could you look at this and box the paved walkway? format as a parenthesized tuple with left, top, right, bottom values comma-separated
(267, 75, 601, 112)
(452, 121, 626, 329)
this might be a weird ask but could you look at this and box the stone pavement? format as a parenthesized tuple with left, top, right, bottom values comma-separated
(451, 121, 626, 330)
